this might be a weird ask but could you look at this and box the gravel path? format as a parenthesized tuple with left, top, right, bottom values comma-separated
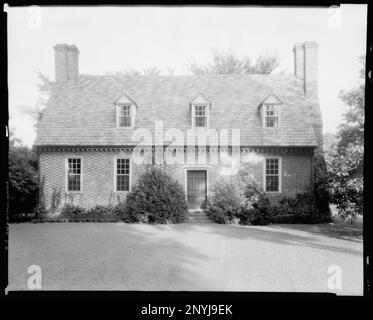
(8, 222, 363, 294)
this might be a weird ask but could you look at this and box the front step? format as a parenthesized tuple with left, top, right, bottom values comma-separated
(186, 210, 211, 223)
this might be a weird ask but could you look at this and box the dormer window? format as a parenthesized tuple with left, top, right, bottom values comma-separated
(117, 105, 132, 127)
(194, 105, 207, 127)
(114, 92, 137, 128)
(264, 104, 279, 128)
(190, 93, 211, 128)
(260, 94, 283, 129)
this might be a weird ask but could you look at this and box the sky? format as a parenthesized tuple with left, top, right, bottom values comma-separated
(6, 5, 367, 147)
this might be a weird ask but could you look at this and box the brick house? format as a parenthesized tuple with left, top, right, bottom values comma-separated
(35, 42, 323, 210)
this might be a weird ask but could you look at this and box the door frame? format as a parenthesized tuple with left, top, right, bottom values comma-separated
(184, 167, 210, 207)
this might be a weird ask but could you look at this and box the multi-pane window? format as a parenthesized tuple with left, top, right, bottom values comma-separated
(117, 105, 132, 127)
(265, 158, 280, 192)
(194, 105, 207, 128)
(67, 158, 81, 191)
(264, 104, 279, 128)
(116, 159, 130, 191)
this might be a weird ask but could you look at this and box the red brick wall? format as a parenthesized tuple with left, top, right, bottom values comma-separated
(39, 150, 313, 210)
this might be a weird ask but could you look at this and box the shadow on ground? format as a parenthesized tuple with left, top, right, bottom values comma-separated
(9, 223, 210, 290)
(152, 221, 363, 257)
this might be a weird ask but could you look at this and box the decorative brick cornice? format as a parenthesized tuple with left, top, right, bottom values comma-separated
(36, 145, 315, 154)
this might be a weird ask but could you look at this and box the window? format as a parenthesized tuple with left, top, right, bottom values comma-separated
(194, 105, 207, 128)
(264, 104, 279, 128)
(67, 158, 81, 192)
(116, 158, 130, 191)
(117, 105, 132, 127)
(265, 158, 280, 192)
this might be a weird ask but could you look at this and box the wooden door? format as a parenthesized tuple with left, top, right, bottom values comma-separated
(187, 170, 207, 209)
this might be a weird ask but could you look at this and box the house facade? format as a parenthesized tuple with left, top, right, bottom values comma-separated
(35, 42, 323, 210)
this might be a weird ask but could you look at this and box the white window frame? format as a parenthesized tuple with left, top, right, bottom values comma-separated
(113, 157, 131, 192)
(65, 156, 83, 193)
(263, 104, 280, 129)
(116, 103, 136, 128)
(263, 157, 282, 193)
(191, 104, 209, 128)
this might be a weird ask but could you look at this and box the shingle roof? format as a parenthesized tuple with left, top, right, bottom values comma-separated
(34, 74, 319, 147)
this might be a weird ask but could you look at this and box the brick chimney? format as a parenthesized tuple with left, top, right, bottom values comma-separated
(293, 41, 319, 97)
(293, 41, 323, 149)
(54, 44, 79, 82)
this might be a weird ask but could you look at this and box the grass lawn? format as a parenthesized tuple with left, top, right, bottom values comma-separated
(8, 221, 363, 294)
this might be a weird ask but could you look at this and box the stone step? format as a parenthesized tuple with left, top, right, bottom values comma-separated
(188, 217, 210, 222)
(186, 212, 211, 223)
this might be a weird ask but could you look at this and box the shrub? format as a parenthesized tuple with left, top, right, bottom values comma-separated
(313, 152, 332, 220)
(55, 204, 126, 222)
(270, 214, 300, 224)
(271, 190, 331, 224)
(239, 182, 272, 225)
(33, 203, 47, 222)
(206, 180, 271, 225)
(86, 205, 122, 222)
(205, 181, 244, 224)
(10, 213, 36, 223)
(125, 167, 187, 223)
(8, 142, 39, 219)
(59, 204, 87, 222)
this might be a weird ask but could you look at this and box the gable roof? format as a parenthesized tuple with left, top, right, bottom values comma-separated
(34, 73, 319, 147)
(190, 93, 211, 105)
(113, 92, 138, 106)
(260, 93, 283, 105)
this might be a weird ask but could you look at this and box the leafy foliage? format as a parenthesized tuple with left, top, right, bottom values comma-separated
(272, 190, 330, 224)
(106, 66, 163, 77)
(188, 49, 279, 75)
(327, 144, 363, 222)
(205, 181, 245, 224)
(8, 137, 39, 219)
(239, 182, 272, 225)
(313, 152, 331, 219)
(205, 178, 271, 225)
(50, 205, 118, 222)
(125, 167, 187, 223)
(15, 71, 53, 129)
(325, 56, 365, 221)
(59, 204, 86, 220)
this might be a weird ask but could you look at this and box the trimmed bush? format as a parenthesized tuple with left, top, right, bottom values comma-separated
(86, 205, 122, 222)
(271, 190, 332, 224)
(42, 204, 126, 222)
(206, 180, 271, 225)
(59, 204, 87, 222)
(125, 167, 187, 223)
(205, 181, 244, 224)
(238, 182, 272, 225)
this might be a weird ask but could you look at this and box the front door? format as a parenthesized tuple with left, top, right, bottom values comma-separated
(187, 170, 207, 209)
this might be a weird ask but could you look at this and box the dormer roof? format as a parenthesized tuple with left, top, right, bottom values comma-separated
(114, 92, 138, 107)
(260, 93, 283, 105)
(190, 93, 211, 105)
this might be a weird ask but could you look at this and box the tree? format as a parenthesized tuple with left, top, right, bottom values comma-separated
(326, 56, 365, 221)
(15, 71, 53, 129)
(8, 134, 39, 218)
(107, 66, 163, 77)
(337, 59, 364, 150)
(188, 49, 279, 75)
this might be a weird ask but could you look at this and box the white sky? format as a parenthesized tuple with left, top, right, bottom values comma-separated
(6, 5, 367, 147)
